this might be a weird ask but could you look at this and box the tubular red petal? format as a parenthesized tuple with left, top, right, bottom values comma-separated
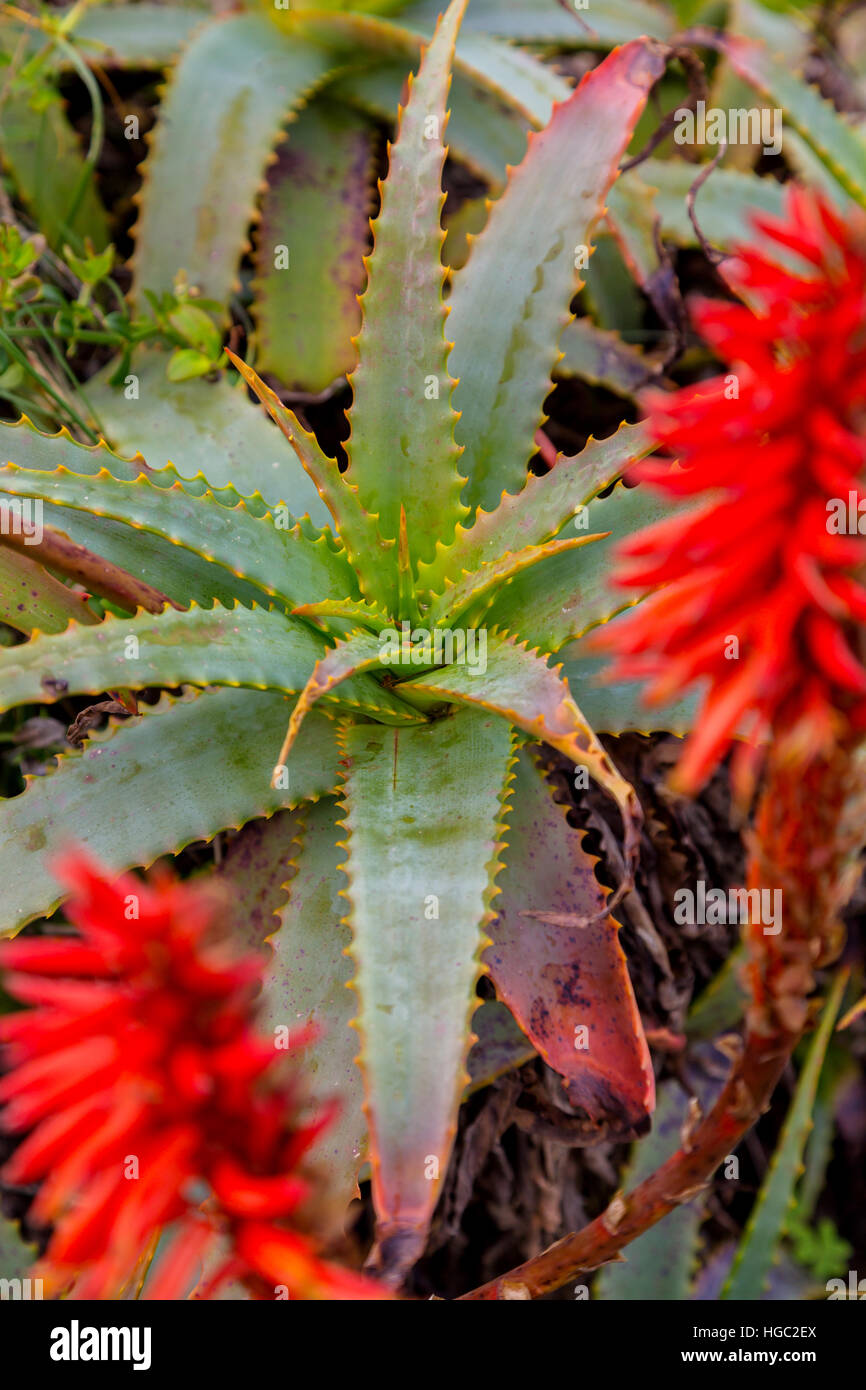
(210, 1159, 310, 1219)
(805, 612, 866, 694)
(0, 939, 114, 976)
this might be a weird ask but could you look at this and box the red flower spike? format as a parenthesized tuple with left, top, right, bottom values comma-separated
(594, 188, 866, 794)
(0, 850, 388, 1301)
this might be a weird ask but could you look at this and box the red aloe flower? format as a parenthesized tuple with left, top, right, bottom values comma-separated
(595, 186, 866, 795)
(0, 851, 387, 1300)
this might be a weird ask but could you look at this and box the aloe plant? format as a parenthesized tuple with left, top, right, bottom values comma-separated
(0, 4, 675, 1282)
(0, 0, 677, 402)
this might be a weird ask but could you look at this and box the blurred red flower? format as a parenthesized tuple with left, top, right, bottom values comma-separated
(0, 852, 387, 1300)
(594, 187, 866, 795)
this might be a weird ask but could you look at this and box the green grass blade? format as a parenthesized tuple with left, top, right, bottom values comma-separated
(596, 1081, 705, 1300)
(722, 971, 849, 1300)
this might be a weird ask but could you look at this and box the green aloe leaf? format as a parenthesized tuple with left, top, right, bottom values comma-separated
(209, 808, 301, 955)
(606, 161, 804, 295)
(583, 229, 645, 336)
(722, 971, 849, 1300)
(465, 999, 536, 1093)
(87, 351, 331, 521)
(305, 9, 573, 196)
(405, 631, 642, 909)
(227, 354, 391, 611)
(595, 173, 659, 297)
(0, 604, 420, 725)
(707, 0, 808, 175)
(486, 749, 653, 1126)
(0, 461, 356, 610)
(419, 421, 652, 594)
(293, 597, 391, 634)
(442, 192, 488, 270)
(448, 30, 569, 122)
(268, 629, 394, 772)
(0, 416, 147, 483)
(131, 12, 334, 311)
(0, 544, 98, 634)
(289, 9, 570, 130)
(555, 320, 663, 399)
(400, 0, 674, 45)
(0, 81, 108, 253)
(480, 548, 620, 662)
(426, 534, 606, 631)
(479, 478, 673, 653)
(336, 709, 515, 1281)
(346, 0, 467, 576)
(0, 687, 340, 935)
(30, 506, 274, 615)
(252, 101, 376, 394)
(68, 3, 208, 66)
(257, 797, 366, 1212)
(719, 35, 866, 209)
(10, 414, 346, 612)
(332, 62, 529, 190)
(448, 41, 666, 513)
(616, 159, 788, 254)
(221, 805, 530, 1208)
(558, 640, 700, 736)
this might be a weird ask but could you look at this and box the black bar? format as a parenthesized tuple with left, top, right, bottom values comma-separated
(1, 1293, 861, 1378)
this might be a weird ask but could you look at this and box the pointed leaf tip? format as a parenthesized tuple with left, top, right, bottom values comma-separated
(344, 0, 471, 581)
